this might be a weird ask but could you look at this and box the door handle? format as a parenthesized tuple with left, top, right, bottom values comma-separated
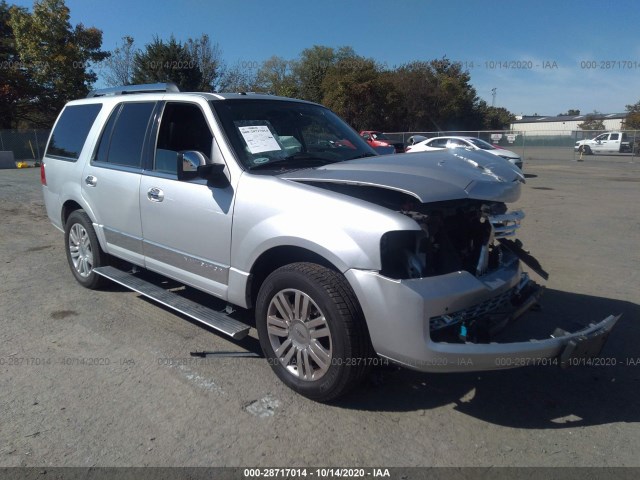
(85, 175, 97, 187)
(147, 187, 164, 202)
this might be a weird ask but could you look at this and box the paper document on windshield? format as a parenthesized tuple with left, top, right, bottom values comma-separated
(238, 125, 282, 154)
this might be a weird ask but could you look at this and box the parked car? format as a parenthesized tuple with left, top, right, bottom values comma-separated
(41, 84, 618, 401)
(406, 136, 523, 170)
(406, 134, 427, 147)
(575, 132, 632, 154)
(360, 130, 404, 153)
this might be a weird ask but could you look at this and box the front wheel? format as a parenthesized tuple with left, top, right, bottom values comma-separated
(256, 263, 371, 402)
(64, 210, 107, 289)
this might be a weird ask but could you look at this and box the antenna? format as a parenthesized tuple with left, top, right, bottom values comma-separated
(491, 88, 497, 107)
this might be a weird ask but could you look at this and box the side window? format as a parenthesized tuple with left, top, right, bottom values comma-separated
(610, 133, 619, 140)
(93, 102, 155, 168)
(448, 139, 466, 148)
(154, 102, 213, 174)
(46, 104, 102, 160)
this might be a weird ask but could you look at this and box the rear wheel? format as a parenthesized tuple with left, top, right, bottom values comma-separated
(256, 262, 371, 402)
(64, 210, 107, 289)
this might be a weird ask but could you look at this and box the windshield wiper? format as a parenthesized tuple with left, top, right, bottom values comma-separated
(248, 153, 340, 170)
(347, 152, 377, 160)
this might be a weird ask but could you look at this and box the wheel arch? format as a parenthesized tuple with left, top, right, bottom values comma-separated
(61, 199, 85, 226)
(61, 199, 108, 253)
(247, 245, 342, 309)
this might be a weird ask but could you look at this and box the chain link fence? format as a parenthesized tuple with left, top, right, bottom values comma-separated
(1, 128, 638, 165)
(0, 129, 51, 162)
(383, 130, 640, 162)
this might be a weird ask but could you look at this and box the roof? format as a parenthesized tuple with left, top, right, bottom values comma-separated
(512, 113, 627, 124)
(84, 82, 318, 105)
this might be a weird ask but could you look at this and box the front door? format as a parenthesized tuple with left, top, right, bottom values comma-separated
(139, 101, 234, 299)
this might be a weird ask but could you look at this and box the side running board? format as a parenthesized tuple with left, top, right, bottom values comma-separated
(93, 266, 250, 340)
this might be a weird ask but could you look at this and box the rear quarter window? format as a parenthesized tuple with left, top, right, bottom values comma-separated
(46, 104, 102, 161)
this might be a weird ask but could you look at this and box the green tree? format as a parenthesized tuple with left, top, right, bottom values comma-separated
(477, 101, 515, 130)
(578, 111, 605, 130)
(132, 36, 202, 91)
(321, 55, 400, 131)
(8, 0, 108, 126)
(255, 56, 298, 97)
(293, 45, 335, 103)
(623, 100, 640, 130)
(292, 45, 356, 103)
(558, 109, 580, 116)
(0, 1, 31, 128)
(388, 58, 480, 131)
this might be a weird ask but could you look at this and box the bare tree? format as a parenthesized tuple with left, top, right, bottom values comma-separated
(186, 34, 223, 91)
(218, 61, 257, 93)
(578, 111, 605, 130)
(104, 36, 136, 86)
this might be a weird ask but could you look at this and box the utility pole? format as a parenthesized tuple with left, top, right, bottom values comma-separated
(491, 88, 497, 107)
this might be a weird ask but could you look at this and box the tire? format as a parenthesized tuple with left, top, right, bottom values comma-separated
(64, 210, 108, 289)
(256, 262, 372, 402)
(583, 145, 592, 155)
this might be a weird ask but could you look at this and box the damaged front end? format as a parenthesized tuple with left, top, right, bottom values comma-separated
(345, 196, 620, 372)
(283, 151, 619, 372)
(380, 198, 549, 344)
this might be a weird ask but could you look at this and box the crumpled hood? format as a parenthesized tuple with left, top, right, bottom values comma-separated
(281, 149, 523, 203)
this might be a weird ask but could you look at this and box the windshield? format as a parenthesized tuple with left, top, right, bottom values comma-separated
(211, 99, 376, 170)
(371, 132, 389, 140)
(467, 138, 497, 150)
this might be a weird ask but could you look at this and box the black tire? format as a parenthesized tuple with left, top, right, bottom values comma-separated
(583, 145, 592, 155)
(64, 210, 107, 289)
(256, 262, 372, 402)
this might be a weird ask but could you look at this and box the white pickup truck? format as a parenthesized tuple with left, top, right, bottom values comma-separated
(575, 131, 632, 154)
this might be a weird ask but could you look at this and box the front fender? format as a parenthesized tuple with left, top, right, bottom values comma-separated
(230, 173, 419, 273)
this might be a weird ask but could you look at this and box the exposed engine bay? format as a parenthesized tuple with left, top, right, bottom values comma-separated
(380, 200, 521, 280)
(304, 182, 552, 344)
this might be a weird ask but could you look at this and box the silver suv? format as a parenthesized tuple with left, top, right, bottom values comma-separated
(41, 83, 618, 401)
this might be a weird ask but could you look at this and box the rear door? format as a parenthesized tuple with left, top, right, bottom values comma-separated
(607, 133, 620, 153)
(81, 101, 157, 265)
(139, 100, 234, 298)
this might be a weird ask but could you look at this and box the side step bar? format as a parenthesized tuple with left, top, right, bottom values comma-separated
(93, 266, 250, 340)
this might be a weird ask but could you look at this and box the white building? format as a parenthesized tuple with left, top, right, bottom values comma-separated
(510, 113, 626, 136)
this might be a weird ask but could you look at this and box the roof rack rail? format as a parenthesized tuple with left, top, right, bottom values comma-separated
(87, 82, 180, 98)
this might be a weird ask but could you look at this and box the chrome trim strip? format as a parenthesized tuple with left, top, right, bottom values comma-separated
(143, 240, 229, 285)
(103, 227, 144, 255)
(488, 210, 525, 238)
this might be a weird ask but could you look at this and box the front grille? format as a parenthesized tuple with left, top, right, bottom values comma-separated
(488, 210, 524, 238)
(429, 285, 516, 331)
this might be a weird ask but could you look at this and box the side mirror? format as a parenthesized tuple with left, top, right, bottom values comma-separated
(177, 150, 208, 180)
(197, 163, 229, 187)
(177, 150, 229, 187)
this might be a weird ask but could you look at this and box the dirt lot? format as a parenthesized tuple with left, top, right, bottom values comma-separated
(0, 155, 639, 469)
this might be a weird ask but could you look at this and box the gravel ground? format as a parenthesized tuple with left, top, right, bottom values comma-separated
(0, 155, 638, 469)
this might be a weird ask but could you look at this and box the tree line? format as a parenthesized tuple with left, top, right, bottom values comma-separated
(2, 0, 639, 131)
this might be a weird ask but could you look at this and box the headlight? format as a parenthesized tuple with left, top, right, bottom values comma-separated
(380, 231, 426, 279)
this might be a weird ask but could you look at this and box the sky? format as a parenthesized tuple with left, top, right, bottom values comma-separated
(11, 0, 640, 116)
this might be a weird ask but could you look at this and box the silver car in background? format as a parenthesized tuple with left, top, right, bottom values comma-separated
(406, 135, 523, 170)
